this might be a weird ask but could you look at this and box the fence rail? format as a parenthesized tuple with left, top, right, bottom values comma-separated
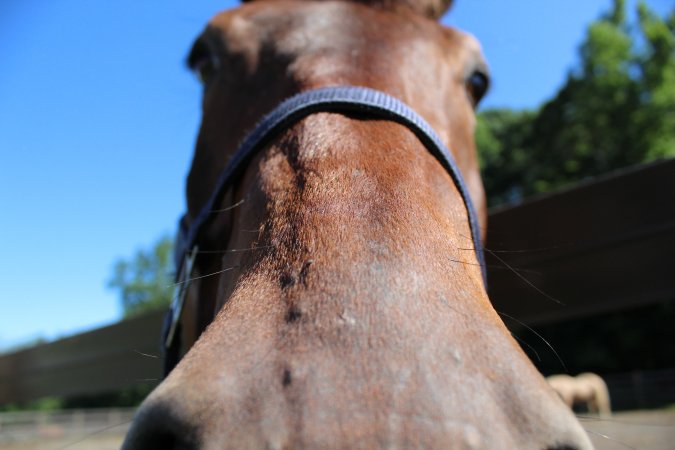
(605, 368, 675, 411)
(0, 407, 135, 444)
(486, 159, 675, 326)
(0, 311, 165, 404)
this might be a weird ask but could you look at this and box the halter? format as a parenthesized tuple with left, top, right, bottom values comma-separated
(163, 86, 487, 375)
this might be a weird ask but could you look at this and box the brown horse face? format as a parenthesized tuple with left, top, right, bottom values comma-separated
(123, 1, 593, 449)
(185, 0, 488, 231)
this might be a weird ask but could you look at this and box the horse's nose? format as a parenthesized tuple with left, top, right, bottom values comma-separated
(543, 426, 594, 450)
(122, 397, 199, 450)
(123, 389, 594, 450)
(525, 390, 596, 450)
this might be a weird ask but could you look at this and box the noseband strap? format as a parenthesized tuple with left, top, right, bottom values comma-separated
(163, 86, 487, 375)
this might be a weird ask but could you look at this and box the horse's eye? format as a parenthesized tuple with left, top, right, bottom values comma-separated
(465, 71, 489, 107)
(187, 41, 219, 85)
(195, 58, 218, 84)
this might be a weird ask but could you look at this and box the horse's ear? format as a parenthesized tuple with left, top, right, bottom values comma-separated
(241, 0, 453, 20)
(396, 0, 453, 18)
(379, 0, 453, 18)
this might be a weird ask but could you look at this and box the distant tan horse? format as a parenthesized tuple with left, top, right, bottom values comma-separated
(547, 373, 612, 417)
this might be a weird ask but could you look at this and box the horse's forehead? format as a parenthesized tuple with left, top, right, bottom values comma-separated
(207, 2, 465, 63)
(241, 0, 455, 19)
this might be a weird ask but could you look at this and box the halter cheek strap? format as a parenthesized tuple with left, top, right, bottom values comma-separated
(163, 86, 487, 376)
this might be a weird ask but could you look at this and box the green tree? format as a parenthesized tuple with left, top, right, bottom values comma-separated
(478, 0, 675, 207)
(635, 2, 675, 160)
(476, 109, 535, 206)
(108, 235, 174, 318)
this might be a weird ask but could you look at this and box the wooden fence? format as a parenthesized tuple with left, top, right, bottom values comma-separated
(605, 368, 675, 411)
(486, 158, 675, 326)
(0, 311, 164, 404)
(1, 159, 674, 405)
(0, 407, 135, 444)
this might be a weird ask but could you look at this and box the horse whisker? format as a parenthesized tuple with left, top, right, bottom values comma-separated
(485, 264, 542, 276)
(448, 258, 483, 267)
(486, 246, 560, 253)
(57, 419, 135, 450)
(210, 198, 245, 213)
(459, 246, 561, 253)
(577, 414, 675, 427)
(582, 428, 638, 450)
(197, 245, 273, 254)
(171, 265, 240, 287)
(133, 350, 159, 359)
(498, 311, 568, 373)
(486, 248, 564, 305)
(510, 332, 541, 362)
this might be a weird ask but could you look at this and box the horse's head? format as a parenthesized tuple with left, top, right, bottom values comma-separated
(123, 1, 593, 448)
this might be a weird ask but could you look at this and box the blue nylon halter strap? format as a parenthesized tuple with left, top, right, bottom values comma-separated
(165, 85, 487, 374)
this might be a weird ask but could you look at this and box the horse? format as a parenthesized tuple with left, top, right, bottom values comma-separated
(122, 0, 593, 448)
(547, 373, 612, 418)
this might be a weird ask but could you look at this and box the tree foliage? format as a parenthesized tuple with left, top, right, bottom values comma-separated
(478, 0, 675, 207)
(108, 235, 174, 319)
(476, 109, 536, 206)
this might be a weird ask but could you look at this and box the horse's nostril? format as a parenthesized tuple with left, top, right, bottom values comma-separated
(150, 432, 180, 450)
(121, 400, 198, 450)
(545, 445, 579, 450)
(124, 431, 193, 450)
(123, 426, 196, 450)
(154, 432, 196, 450)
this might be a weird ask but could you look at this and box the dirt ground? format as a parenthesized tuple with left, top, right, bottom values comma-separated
(0, 434, 125, 450)
(581, 409, 675, 450)
(1, 409, 673, 449)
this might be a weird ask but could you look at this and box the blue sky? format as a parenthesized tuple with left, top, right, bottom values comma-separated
(1, 0, 671, 351)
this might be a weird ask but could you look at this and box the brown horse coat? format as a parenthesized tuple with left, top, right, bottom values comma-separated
(123, 1, 593, 448)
